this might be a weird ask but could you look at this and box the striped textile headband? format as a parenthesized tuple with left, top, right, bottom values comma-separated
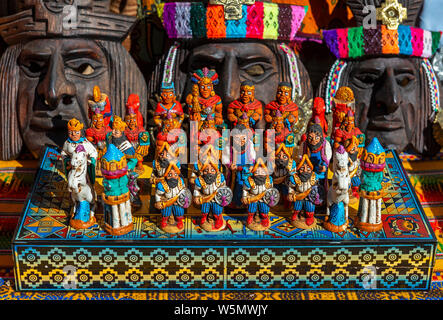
(157, 1, 307, 41)
(323, 24, 442, 60)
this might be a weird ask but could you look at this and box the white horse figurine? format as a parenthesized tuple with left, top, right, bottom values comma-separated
(68, 145, 96, 229)
(325, 145, 351, 232)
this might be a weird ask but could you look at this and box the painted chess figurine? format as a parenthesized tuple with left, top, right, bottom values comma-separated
(223, 122, 256, 208)
(61, 118, 98, 182)
(85, 108, 111, 164)
(311, 97, 328, 135)
(150, 142, 180, 185)
(154, 163, 191, 233)
(356, 137, 386, 233)
(287, 154, 319, 228)
(124, 94, 150, 172)
(101, 144, 134, 236)
(264, 110, 296, 156)
(299, 116, 332, 202)
(88, 85, 113, 127)
(344, 136, 362, 199)
(331, 86, 354, 133)
(242, 159, 279, 230)
(190, 143, 222, 187)
(227, 80, 263, 128)
(272, 143, 297, 208)
(186, 67, 223, 128)
(264, 82, 299, 131)
(106, 116, 140, 207)
(153, 82, 184, 129)
(193, 158, 232, 232)
(332, 109, 364, 150)
(324, 145, 351, 233)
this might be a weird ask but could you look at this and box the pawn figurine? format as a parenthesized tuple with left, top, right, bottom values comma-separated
(324, 145, 351, 233)
(287, 154, 319, 229)
(154, 163, 191, 233)
(193, 158, 232, 232)
(101, 144, 135, 236)
(356, 137, 386, 233)
(242, 158, 279, 230)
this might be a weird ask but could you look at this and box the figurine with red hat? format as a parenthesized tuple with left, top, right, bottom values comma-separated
(227, 80, 263, 129)
(311, 97, 328, 136)
(85, 108, 111, 165)
(264, 82, 299, 131)
(242, 158, 279, 230)
(154, 162, 191, 233)
(124, 93, 150, 173)
(287, 154, 319, 229)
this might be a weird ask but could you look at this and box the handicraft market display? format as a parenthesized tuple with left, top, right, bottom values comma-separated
(7, 0, 440, 292)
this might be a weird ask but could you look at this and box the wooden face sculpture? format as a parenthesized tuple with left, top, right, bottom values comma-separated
(320, 0, 442, 155)
(0, 0, 147, 160)
(150, 1, 312, 116)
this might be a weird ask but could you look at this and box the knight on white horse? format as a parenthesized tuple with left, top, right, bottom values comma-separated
(68, 144, 97, 229)
(324, 145, 351, 232)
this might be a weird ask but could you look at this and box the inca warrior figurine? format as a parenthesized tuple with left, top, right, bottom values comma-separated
(325, 145, 351, 233)
(227, 80, 263, 129)
(85, 108, 111, 166)
(223, 122, 256, 208)
(332, 109, 364, 151)
(193, 157, 232, 232)
(88, 86, 113, 128)
(62, 118, 98, 229)
(124, 94, 150, 172)
(344, 136, 362, 199)
(356, 137, 386, 233)
(153, 82, 184, 130)
(330, 86, 354, 133)
(150, 142, 180, 185)
(264, 110, 296, 156)
(287, 154, 319, 229)
(106, 116, 141, 208)
(272, 143, 297, 209)
(186, 68, 224, 129)
(264, 82, 299, 131)
(154, 162, 191, 233)
(101, 144, 134, 236)
(298, 116, 332, 202)
(242, 158, 279, 230)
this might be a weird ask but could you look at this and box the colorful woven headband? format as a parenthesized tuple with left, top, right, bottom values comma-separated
(323, 25, 442, 59)
(157, 1, 307, 40)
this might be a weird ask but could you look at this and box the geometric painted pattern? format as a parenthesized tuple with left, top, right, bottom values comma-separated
(14, 244, 434, 291)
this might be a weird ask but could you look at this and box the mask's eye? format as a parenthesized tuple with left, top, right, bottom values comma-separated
(65, 59, 103, 78)
(244, 64, 265, 77)
(19, 59, 47, 78)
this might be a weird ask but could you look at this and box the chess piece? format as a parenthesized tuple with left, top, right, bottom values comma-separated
(242, 158, 279, 230)
(85, 108, 111, 167)
(287, 154, 319, 229)
(124, 94, 151, 173)
(62, 119, 98, 230)
(88, 86, 113, 128)
(356, 137, 386, 233)
(227, 80, 264, 129)
(186, 68, 224, 129)
(193, 158, 232, 232)
(264, 82, 299, 131)
(154, 163, 191, 233)
(324, 146, 351, 233)
(272, 143, 297, 209)
(153, 82, 184, 132)
(101, 144, 134, 236)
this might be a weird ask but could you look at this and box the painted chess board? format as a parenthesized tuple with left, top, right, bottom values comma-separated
(12, 147, 437, 291)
